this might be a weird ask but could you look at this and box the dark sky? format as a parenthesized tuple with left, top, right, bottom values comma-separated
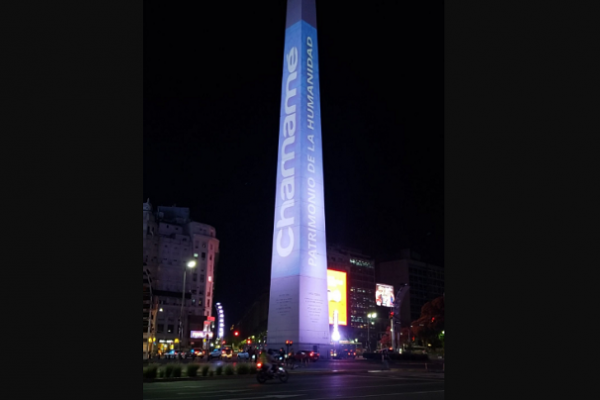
(144, 1, 443, 324)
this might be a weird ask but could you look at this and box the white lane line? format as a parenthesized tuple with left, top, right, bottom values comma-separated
(177, 390, 251, 395)
(342, 374, 443, 382)
(221, 396, 304, 400)
(364, 374, 444, 381)
(303, 391, 445, 400)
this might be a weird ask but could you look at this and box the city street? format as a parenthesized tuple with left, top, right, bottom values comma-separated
(143, 372, 445, 400)
(145, 358, 444, 373)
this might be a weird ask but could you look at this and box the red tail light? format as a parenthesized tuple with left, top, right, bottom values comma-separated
(257, 363, 262, 368)
(310, 352, 314, 356)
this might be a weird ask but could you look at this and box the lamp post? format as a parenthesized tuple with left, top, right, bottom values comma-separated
(367, 313, 377, 352)
(179, 260, 197, 353)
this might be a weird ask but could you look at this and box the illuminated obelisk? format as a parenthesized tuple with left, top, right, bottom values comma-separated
(267, 0, 330, 353)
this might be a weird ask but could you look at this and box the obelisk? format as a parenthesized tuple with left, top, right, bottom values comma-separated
(267, 0, 330, 353)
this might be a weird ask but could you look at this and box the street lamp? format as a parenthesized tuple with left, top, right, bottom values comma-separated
(367, 313, 377, 352)
(179, 260, 197, 353)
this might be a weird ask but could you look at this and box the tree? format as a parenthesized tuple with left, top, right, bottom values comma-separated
(400, 327, 413, 347)
(411, 296, 444, 349)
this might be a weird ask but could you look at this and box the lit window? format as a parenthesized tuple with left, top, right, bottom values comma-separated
(209, 277, 212, 282)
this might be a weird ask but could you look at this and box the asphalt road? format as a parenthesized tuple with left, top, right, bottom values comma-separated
(146, 359, 443, 373)
(142, 372, 445, 400)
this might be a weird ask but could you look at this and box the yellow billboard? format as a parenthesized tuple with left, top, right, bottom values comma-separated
(327, 269, 347, 326)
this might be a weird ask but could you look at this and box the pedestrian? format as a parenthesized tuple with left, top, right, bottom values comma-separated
(382, 349, 390, 370)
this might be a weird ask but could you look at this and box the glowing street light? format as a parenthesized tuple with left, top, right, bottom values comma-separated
(332, 310, 341, 342)
(367, 313, 377, 352)
(179, 259, 197, 353)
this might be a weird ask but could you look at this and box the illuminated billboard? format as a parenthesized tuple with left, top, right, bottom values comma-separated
(190, 331, 213, 339)
(328, 270, 347, 326)
(376, 284, 395, 308)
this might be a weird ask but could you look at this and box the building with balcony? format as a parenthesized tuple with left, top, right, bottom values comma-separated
(143, 267, 153, 357)
(142, 202, 220, 354)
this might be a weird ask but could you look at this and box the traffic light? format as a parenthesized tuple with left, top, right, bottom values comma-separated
(234, 331, 239, 337)
(389, 312, 395, 320)
(431, 317, 435, 323)
(247, 339, 252, 345)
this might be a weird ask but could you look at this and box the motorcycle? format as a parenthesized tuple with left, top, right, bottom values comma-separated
(256, 362, 289, 384)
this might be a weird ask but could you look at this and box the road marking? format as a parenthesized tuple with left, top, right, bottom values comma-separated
(365, 373, 444, 381)
(303, 391, 445, 400)
(178, 390, 250, 395)
(222, 396, 303, 400)
(222, 390, 251, 393)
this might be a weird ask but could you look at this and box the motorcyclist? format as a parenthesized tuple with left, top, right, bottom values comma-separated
(268, 349, 281, 374)
(259, 349, 279, 376)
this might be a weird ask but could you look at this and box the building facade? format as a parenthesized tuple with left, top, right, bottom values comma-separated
(377, 249, 445, 327)
(327, 245, 376, 346)
(143, 267, 153, 357)
(142, 202, 220, 355)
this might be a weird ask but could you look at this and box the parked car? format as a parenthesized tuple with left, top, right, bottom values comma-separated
(191, 349, 205, 357)
(208, 350, 222, 360)
(292, 351, 310, 363)
(221, 348, 233, 360)
(308, 351, 320, 361)
(335, 349, 356, 360)
(163, 350, 185, 359)
(237, 351, 250, 360)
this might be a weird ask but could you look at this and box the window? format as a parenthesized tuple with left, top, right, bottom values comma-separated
(157, 324, 164, 333)
(167, 325, 174, 333)
(201, 252, 206, 260)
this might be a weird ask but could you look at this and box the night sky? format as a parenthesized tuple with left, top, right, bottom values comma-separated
(144, 1, 443, 324)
